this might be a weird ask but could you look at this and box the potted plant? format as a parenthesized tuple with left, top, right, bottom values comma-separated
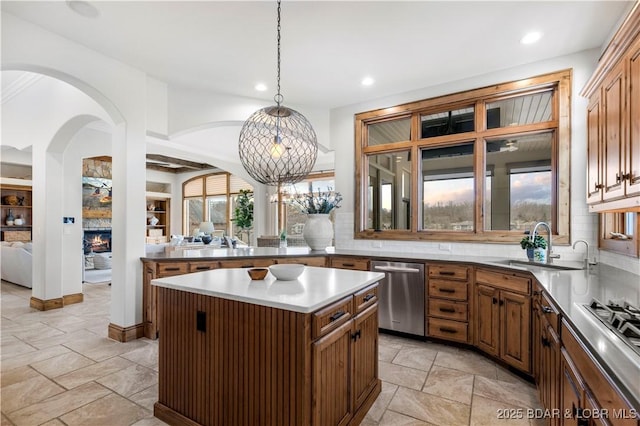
(520, 234, 547, 261)
(289, 188, 342, 250)
(231, 189, 254, 244)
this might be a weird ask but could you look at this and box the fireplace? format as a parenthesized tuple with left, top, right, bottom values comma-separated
(83, 229, 112, 254)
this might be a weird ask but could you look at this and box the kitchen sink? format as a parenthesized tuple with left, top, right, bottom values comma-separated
(492, 259, 584, 271)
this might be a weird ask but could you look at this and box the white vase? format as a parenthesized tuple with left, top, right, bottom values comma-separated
(302, 214, 333, 251)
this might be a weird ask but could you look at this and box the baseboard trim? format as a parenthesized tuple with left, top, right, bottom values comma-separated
(63, 293, 84, 305)
(30, 297, 63, 311)
(108, 323, 145, 342)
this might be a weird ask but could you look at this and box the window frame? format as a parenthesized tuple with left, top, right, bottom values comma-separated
(354, 70, 571, 244)
(182, 172, 253, 236)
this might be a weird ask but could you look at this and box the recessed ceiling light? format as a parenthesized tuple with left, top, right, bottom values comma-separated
(520, 31, 542, 45)
(255, 83, 268, 92)
(361, 77, 375, 86)
(66, 1, 100, 18)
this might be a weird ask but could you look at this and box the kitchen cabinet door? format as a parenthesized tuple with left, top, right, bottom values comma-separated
(352, 304, 378, 410)
(500, 290, 531, 373)
(475, 284, 499, 356)
(312, 320, 353, 426)
(587, 93, 603, 204)
(560, 348, 585, 426)
(627, 35, 640, 197)
(602, 60, 626, 201)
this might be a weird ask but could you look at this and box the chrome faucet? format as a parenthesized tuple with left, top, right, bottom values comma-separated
(531, 222, 560, 264)
(572, 239, 597, 270)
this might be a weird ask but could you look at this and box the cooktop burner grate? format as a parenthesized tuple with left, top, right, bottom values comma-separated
(584, 298, 640, 357)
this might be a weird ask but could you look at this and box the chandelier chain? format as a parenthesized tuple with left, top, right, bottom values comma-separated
(275, 0, 282, 106)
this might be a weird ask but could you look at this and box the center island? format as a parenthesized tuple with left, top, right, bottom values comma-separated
(151, 265, 385, 426)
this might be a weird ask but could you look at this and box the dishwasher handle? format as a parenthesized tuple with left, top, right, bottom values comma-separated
(373, 265, 422, 273)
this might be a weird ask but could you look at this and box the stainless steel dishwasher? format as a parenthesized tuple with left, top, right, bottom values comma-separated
(371, 261, 425, 336)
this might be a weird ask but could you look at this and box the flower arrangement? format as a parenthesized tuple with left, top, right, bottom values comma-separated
(520, 234, 547, 250)
(288, 187, 343, 214)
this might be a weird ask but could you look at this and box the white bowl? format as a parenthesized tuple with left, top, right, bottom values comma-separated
(269, 264, 305, 281)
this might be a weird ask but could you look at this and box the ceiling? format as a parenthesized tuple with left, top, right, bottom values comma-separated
(1, 1, 633, 110)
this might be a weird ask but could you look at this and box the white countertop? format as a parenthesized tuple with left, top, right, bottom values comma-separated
(151, 266, 385, 314)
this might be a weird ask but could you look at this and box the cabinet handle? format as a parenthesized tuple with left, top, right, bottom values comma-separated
(363, 294, 375, 302)
(616, 173, 621, 183)
(439, 307, 456, 313)
(439, 327, 457, 334)
(242, 264, 254, 268)
(499, 300, 504, 306)
(438, 288, 456, 294)
(164, 267, 180, 271)
(623, 172, 631, 181)
(492, 297, 498, 305)
(533, 290, 541, 296)
(351, 330, 361, 341)
(541, 306, 553, 314)
(438, 271, 455, 276)
(195, 266, 211, 270)
(341, 262, 355, 267)
(541, 337, 549, 347)
(329, 311, 346, 322)
(595, 183, 604, 190)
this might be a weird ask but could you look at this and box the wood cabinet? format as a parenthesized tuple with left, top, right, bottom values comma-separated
(426, 263, 470, 344)
(533, 286, 561, 425)
(474, 268, 531, 373)
(559, 320, 638, 426)
(583, 8, 640, 211)
(329, 256, 370, 271)
(154, 283, 381, 426)
(312, 300, 379, 426)
(146, 198, 169, 243)
(0, 184, 32, 241)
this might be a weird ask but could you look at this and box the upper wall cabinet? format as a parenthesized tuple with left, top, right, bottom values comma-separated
(583, 5, 640, 212)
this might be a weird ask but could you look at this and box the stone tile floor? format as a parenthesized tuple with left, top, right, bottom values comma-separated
(1, 280, 542, 425)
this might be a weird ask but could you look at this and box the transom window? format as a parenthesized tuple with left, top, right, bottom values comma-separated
(355, 70, 571, 244)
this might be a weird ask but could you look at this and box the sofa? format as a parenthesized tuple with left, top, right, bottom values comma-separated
(1, 241, 33, 288)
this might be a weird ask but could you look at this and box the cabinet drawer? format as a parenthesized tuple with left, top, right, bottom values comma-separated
(157, 262, 189, 277)
(188, 261, 219, 273)
(428, 279, 468, 301)
(428, 299, 467, 321)
(428, 317, 468, 343)
(539, 291, 559, 334)
(428, 263, 469, 281)
(475, 268, 531, 294)
(329, 257, 370, 271)
(219, 258, 274, 269)
(354, 284, 378, 314)
(313, 296, 353, 339)
(276, 256, 327, 267)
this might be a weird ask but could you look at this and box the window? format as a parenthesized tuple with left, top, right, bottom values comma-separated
(281, 172, 336, 237)
(183, 173, 253, 237)
(355, 70, 571, 244)
(600, 212, 639, 257)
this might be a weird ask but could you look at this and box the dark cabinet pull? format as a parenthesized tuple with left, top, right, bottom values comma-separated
(438, 271, 455, 276)
(616, 173, 621, 183)
(439, 327, 457, 334)
(165, 267, 180, 271)
(439, 307, 456, 313)
(595, 183, 604, 190)
(492, 297, 498, 304)
(541, 306, 553, 314)
(499, 300, 504, 306)
(329, 311, 346, 322)
(438, 288, 455, 293)
(541, 337, 549, 347)
(363, 294, 375, 302)
(341, 262, 355, 267)
(195, 266, 211, 270)
(351, 330, 361, 341)
(242, 264, 254, 268)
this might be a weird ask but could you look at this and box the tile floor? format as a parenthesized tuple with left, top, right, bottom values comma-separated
(1, 280, 542, 425)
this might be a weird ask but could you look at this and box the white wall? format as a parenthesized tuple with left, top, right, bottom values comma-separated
(330, 49, 639, 276)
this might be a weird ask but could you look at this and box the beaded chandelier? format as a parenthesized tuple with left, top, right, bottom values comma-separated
(238, 0, 318, 186)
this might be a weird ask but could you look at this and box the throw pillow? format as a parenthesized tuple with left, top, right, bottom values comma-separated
(93, 253, 112, 270)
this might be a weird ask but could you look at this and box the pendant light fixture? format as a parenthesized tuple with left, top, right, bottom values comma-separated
(238, 0, 318, 187)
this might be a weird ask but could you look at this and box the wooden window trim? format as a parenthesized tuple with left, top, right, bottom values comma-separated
(355, 69, 571, 245)
(599, 213, 640, 257)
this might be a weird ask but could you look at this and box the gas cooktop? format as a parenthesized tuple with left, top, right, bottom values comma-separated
(584, 299, 640, 357)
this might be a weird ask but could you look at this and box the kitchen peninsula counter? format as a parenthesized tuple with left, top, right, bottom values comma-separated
(152, 266, 384, 426)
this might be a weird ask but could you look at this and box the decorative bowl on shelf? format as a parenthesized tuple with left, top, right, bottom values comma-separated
(247, 268, 269, 280)
(201, 235, 213, 245)
(269, 264, 305, 281)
